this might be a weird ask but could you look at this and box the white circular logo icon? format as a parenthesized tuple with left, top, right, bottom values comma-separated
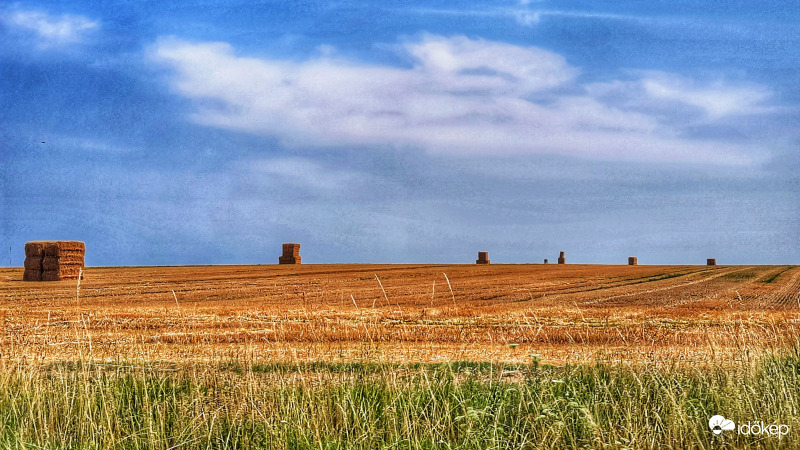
(709, 415, 736, 435)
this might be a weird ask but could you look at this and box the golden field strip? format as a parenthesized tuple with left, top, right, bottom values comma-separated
(0, 264, 798, 366)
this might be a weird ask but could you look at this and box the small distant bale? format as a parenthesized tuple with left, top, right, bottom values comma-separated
(628, 256, 638, 265)
(558, 251, 566, 264)
(707, 258, 717, 266)
(476, 251, 490, 264)
(279, 243, 302, 264)
(23, 241, 85, 281)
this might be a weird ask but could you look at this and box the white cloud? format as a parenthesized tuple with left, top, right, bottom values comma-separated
(640, 74, 772, 118)
(513, 10, 541, 26)
(586, 72, 774, 119)
(399, 7, 649, 28)
(2, 8, 98, 47)
(151, 34, 775, 164)
(241, 157, 357, 190)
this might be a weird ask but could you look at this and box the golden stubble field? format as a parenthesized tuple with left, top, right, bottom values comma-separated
(0, 264, 798, 366)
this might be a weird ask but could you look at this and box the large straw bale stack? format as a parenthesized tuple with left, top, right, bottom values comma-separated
(628, 256, 638, 265)
(558, 251, 566, 264)
(23, 241, 85, 281)
(279, 243, 302, 264)
(476, 251, 490, 264)
(707, 258, 717, 266)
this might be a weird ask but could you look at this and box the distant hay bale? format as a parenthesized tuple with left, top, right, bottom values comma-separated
(23, 241, 85, 281)
(282, 243, 299, 255)
(279, 243, 302, 264)
(558, 251, 566, 264)
(707, 258, 717, 266)
(628, 256, 638, 265)
(476, 251, 490, 264)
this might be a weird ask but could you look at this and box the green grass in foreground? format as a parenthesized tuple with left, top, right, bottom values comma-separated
(0, 350, 798, 449)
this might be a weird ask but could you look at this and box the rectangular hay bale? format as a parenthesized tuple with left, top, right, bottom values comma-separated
(42, 255, 85, 270)
(42, 266, 83, 281)
(41, 270, 60, 281)
(24, 242, 47, 257)
(58, 265, 83, 277)
(23, 269, 42, 281)
(42, 257, 59, 271)
(24, 257, 43, 270)
(44, 241, 86, 257)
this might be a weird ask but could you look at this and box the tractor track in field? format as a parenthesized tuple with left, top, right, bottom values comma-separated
(519, 266, 748, 308)
(763, 266, 800, 308)
(586, 266, 759, 309)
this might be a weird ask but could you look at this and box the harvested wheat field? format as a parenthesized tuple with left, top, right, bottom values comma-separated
(1, 264, 798, 366)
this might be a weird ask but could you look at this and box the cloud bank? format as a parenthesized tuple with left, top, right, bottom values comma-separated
(151, 34, 775, 164)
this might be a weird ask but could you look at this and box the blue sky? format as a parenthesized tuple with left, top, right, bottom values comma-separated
(1, 0, 798, 265)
